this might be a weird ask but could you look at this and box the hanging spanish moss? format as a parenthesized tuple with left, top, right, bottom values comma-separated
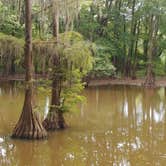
(0, 33, 24, 75)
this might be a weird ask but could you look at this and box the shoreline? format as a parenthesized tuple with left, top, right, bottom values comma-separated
(88, 78, 166, 87)
(0, 74, 48, 81)
(1, 75, 166, 87)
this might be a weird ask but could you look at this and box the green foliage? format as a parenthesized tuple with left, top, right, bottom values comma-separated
(0, 33, 24, 54)
(61, 69, 86, 113)
(57, 31, 94, 112)
(1, 0, 166, 80)
(74, 0, 166, 78)
(0, 15, 24, 38)
(91, 43, 116, 77)
(0, 33, 24, 73)
(34, 31, 94, 113)
(0, 2, 24, 38)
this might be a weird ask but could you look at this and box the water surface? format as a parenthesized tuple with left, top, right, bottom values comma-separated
(0, 82, 166, 165)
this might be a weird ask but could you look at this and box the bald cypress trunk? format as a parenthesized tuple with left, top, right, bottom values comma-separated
(43, 1, 66, 130)
(144, 15, 158, 87)
(12, 0, 47, 139)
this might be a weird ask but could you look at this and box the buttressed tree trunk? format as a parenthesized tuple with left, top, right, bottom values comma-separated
(12, 0, 47, 139)
(43, 0, 66, 130)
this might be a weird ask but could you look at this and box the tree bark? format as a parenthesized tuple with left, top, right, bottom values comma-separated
(132, 19, 141, 79)
(12, 0, 47, 139)
(144, 15, 158, 87)
(124, 0, 136, 78)
(43, 0, 66, 130)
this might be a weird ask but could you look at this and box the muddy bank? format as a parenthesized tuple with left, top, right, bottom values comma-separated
(88, 78, 166, 87)
(1, 75, 166, 87)
(0, 74, 48, 81)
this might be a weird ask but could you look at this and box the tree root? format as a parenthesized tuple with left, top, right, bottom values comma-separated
(143, 75, 155, 88)
(43, 112, 67, 131)
(12, 109, 47, 139)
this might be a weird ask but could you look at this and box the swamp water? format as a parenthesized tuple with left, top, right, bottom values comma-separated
(0, 82, 166, 166)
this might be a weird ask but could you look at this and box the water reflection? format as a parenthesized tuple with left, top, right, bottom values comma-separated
(0, 137, 15, 165)
(0, 83, 165, 165)
(82, 86, 166, 165)
(44, 96, 49, 118)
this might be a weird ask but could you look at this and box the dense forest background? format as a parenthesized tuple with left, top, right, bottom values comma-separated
(0, 0, 166, 84)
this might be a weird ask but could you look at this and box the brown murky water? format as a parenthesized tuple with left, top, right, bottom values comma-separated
(0, 82, 166, 166)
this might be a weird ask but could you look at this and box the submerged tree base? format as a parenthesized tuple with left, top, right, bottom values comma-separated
(12, 109, 47, 139)
(43, 112, 67, 131)
(143, 73, 155, 88)
(143, 80, 155, 88)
